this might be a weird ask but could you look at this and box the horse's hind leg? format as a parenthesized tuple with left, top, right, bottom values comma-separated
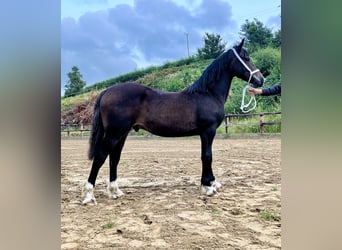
(107, 134, 128, 199)
(82, 142, 109, 205)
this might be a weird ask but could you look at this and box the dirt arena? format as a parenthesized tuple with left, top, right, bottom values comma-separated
(61, 136, 281, 249)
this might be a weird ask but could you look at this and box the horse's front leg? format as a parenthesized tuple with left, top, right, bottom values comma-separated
(200, 128, 222, 196)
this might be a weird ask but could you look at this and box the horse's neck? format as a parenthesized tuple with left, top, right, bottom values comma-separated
(210, 71, 233, 104)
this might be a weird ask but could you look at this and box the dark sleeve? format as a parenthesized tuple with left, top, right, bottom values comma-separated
(261, 84, 281, 96)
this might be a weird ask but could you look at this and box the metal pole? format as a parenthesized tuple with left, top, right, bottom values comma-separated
(185, 32, 190, 57)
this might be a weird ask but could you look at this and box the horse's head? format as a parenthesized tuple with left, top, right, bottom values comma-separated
(231, 39, 264, 88)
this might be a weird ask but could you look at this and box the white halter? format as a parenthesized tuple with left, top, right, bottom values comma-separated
(232, 48, 260, 113)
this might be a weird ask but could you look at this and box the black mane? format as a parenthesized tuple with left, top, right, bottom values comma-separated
(185, 49, 232, 94)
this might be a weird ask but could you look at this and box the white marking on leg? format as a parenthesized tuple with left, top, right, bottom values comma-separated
(200, 180, 222, 196)
(82, 182, 97, 205)
(212, 180, 222, 191)
(107, 180, 124, 199)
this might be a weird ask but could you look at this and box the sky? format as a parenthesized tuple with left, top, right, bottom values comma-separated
(61, 0, 281, 95)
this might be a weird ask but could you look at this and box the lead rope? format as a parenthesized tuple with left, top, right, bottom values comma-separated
(240, 85, 256, 113)
(232, 48, 260, 113)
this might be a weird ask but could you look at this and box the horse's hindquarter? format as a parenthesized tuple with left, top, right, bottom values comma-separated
(100, 83, 148, 129)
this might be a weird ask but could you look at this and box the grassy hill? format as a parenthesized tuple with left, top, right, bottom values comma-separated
(61, 57, 210, 123)
(61, 55, 281, 133)
(61, 57, 209, 110)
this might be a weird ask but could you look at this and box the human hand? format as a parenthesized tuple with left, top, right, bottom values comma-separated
(247, 87, 262, 96)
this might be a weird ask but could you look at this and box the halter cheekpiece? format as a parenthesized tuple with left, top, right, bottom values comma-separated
(232, 48, 260, 113)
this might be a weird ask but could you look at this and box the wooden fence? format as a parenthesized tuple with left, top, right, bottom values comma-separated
(61, 123, 91, 137)
(61, 112, 281, 137)
(224, 112, 281, 135)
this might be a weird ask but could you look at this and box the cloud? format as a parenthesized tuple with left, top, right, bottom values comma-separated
(61, 0, 237, 91)
(267, 14, 281, 31)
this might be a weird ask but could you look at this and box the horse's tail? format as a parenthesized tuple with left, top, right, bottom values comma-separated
(88, 90, 107, 160)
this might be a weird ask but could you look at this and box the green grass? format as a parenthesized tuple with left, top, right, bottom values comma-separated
(260, 209, 280, 221)
(61, 90, 100, 112)
(211, 208, 222, 215)
(101, 221, 115, 229)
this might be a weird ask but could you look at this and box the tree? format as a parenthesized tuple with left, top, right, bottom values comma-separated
(64, 66, 86, 97)
(251, 47, 280, 77)
(240, 18, 273, 53)
(197, 33, 227, 59)
(272, 29, 281, 48)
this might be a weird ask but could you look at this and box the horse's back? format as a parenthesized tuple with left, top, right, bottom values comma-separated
(101, 82, 150, 102)
(101, 82, 187, 111)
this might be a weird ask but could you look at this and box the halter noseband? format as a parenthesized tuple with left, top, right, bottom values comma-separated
(232, 48, 260, 113)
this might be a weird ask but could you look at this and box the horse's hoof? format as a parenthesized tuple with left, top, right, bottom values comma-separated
(82, 182, 97, 205)
(201, 185, 216, 196)
(212, 180, 222, 191)
(200, 181, 222, 196)
(82, 196, 97, 205)
(107, 180, 124, 199)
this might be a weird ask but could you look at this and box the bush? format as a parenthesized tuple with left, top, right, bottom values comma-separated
(251, 48, 280, 77)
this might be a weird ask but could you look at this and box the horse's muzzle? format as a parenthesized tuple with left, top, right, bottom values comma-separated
(251, 74, 264, 88)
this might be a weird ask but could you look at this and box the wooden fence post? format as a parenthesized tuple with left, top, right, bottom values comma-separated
(67, 125, 70, 137)
(80, 123, 84, 137)
(259, 113, 264, 134)
(225, 116, 229, 134)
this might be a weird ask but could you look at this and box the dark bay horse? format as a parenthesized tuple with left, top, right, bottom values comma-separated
(82, 39, 264, 205)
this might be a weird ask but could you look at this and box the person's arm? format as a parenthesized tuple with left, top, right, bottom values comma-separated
(260, 85, 281, 96)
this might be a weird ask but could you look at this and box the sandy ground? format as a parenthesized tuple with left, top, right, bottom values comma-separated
(61, 136, 281, 249)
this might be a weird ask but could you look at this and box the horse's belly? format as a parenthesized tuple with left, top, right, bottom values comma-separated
(135, 118, 198, 137)
(149, 127, 199, 137)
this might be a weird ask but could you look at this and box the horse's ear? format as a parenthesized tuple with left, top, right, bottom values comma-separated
(236, 38, 245, 52)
